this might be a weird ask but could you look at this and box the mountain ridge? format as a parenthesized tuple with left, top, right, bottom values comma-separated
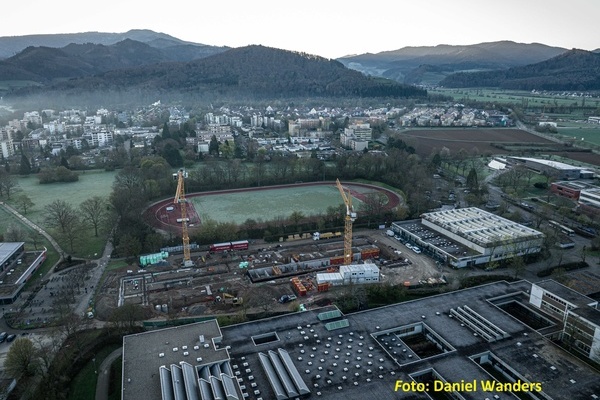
(12, 45, 426, 99)
(0, 29, 227, 59)
(339, 41, 569, 85)
(439, 48, 600, 90)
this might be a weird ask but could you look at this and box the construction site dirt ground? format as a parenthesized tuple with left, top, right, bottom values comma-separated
(93, 229, 446, 321)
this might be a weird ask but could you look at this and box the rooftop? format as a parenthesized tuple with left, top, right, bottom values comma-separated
(420, 207, 543, 247)
(123, 281, 600, 400)
(509, 157, 581, 171)
(0, 242, 23, 265)
(122, 320, 229, 400)
(534, 280, 598, 308)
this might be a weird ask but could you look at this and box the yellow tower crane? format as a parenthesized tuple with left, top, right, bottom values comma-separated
(336, 179, 357, 265)
(174, 169, 195, 268)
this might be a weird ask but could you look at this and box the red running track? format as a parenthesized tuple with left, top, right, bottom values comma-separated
(143, 181, 402, 233)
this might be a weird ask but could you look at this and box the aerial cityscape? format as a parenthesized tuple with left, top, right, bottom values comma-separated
(0, 9, 599, 400)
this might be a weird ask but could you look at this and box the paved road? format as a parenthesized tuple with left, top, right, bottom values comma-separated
(75, 239, 114, 317)
(95, 347, 122, 400)
(0, 201, 65, 260)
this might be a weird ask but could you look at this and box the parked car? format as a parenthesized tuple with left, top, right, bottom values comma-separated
(278, 294, 297, 304)
(6, 334, 16, 343)
(0, 332, 7, 343)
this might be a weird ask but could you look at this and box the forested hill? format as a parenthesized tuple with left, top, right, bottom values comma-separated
(439, 49, 600, 90)
(20, 45, 426, 98)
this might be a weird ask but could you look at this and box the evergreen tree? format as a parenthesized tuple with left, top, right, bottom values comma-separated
(466, 168, 479, 192)
(60, 156, 70, 169)
(162, 122, 170, 139)
(19, 153, 31, 175)
(209, 135, 220, 156)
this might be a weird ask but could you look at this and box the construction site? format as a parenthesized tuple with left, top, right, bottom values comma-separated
(94, 176, 446, 320)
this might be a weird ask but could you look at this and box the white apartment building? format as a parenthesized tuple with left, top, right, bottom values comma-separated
(87, 130, 113, 147)
(0, 140, 14, 159)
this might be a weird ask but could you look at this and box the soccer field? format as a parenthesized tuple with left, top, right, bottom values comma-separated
(189, 184, 359, 223)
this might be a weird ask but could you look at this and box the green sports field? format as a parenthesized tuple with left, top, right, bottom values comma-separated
(190, 185, 363, 224)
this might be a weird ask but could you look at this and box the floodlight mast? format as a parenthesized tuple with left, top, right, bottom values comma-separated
(336, 179, 357, 265)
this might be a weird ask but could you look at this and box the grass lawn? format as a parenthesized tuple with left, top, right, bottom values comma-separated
(67, 344, 121, 400)
(3, 169, 117, 258)
(190, 184, 363, 224)
(10, 169, 117, 214)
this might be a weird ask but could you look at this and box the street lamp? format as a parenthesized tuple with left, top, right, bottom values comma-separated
(93, 357, 97, 374)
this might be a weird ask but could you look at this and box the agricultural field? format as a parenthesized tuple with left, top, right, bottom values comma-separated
(430, 88, 595, 109)
(399, 128, 600, 167)
(401, 128, 555, 156)
(556, 121, 600, 146)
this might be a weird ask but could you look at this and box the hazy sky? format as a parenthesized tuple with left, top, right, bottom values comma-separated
(2, 0, 598, 58)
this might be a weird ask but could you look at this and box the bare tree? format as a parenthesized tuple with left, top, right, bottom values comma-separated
(44, 200, 78, 234)
(4, 223, 26, 242)
(16, 193, 34, 214)
(80, 196, 108, 237)
(0, 170, 19, 199)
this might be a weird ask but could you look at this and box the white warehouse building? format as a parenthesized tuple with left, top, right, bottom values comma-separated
(316, 263, 380, 286)
(392, 207, 544, 268)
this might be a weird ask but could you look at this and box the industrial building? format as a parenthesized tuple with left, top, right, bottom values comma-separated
(578, 187, 600, 216)
(121, 280, 600, 400)
(391, 207, 544, 268)
(550, 180, 597, 200)
(506, 156, 596, 180)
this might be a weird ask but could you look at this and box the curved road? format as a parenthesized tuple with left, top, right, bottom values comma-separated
(95, 347, 123, 400)
(0, 201, 65, 259)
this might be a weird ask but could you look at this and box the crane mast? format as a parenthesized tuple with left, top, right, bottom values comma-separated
(174, 169, 194, 267)
(336, 179, 357, 265)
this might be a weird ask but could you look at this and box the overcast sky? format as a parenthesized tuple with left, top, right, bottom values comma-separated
(2, 0, 598, 58)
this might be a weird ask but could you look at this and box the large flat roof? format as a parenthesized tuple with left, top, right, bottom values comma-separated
(534, 280, 598, 308)
(122, 319, 229, 400)
(123, 281, 600, 400)
(509, 157, 581, 171)
(421, 207, 543, 247)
